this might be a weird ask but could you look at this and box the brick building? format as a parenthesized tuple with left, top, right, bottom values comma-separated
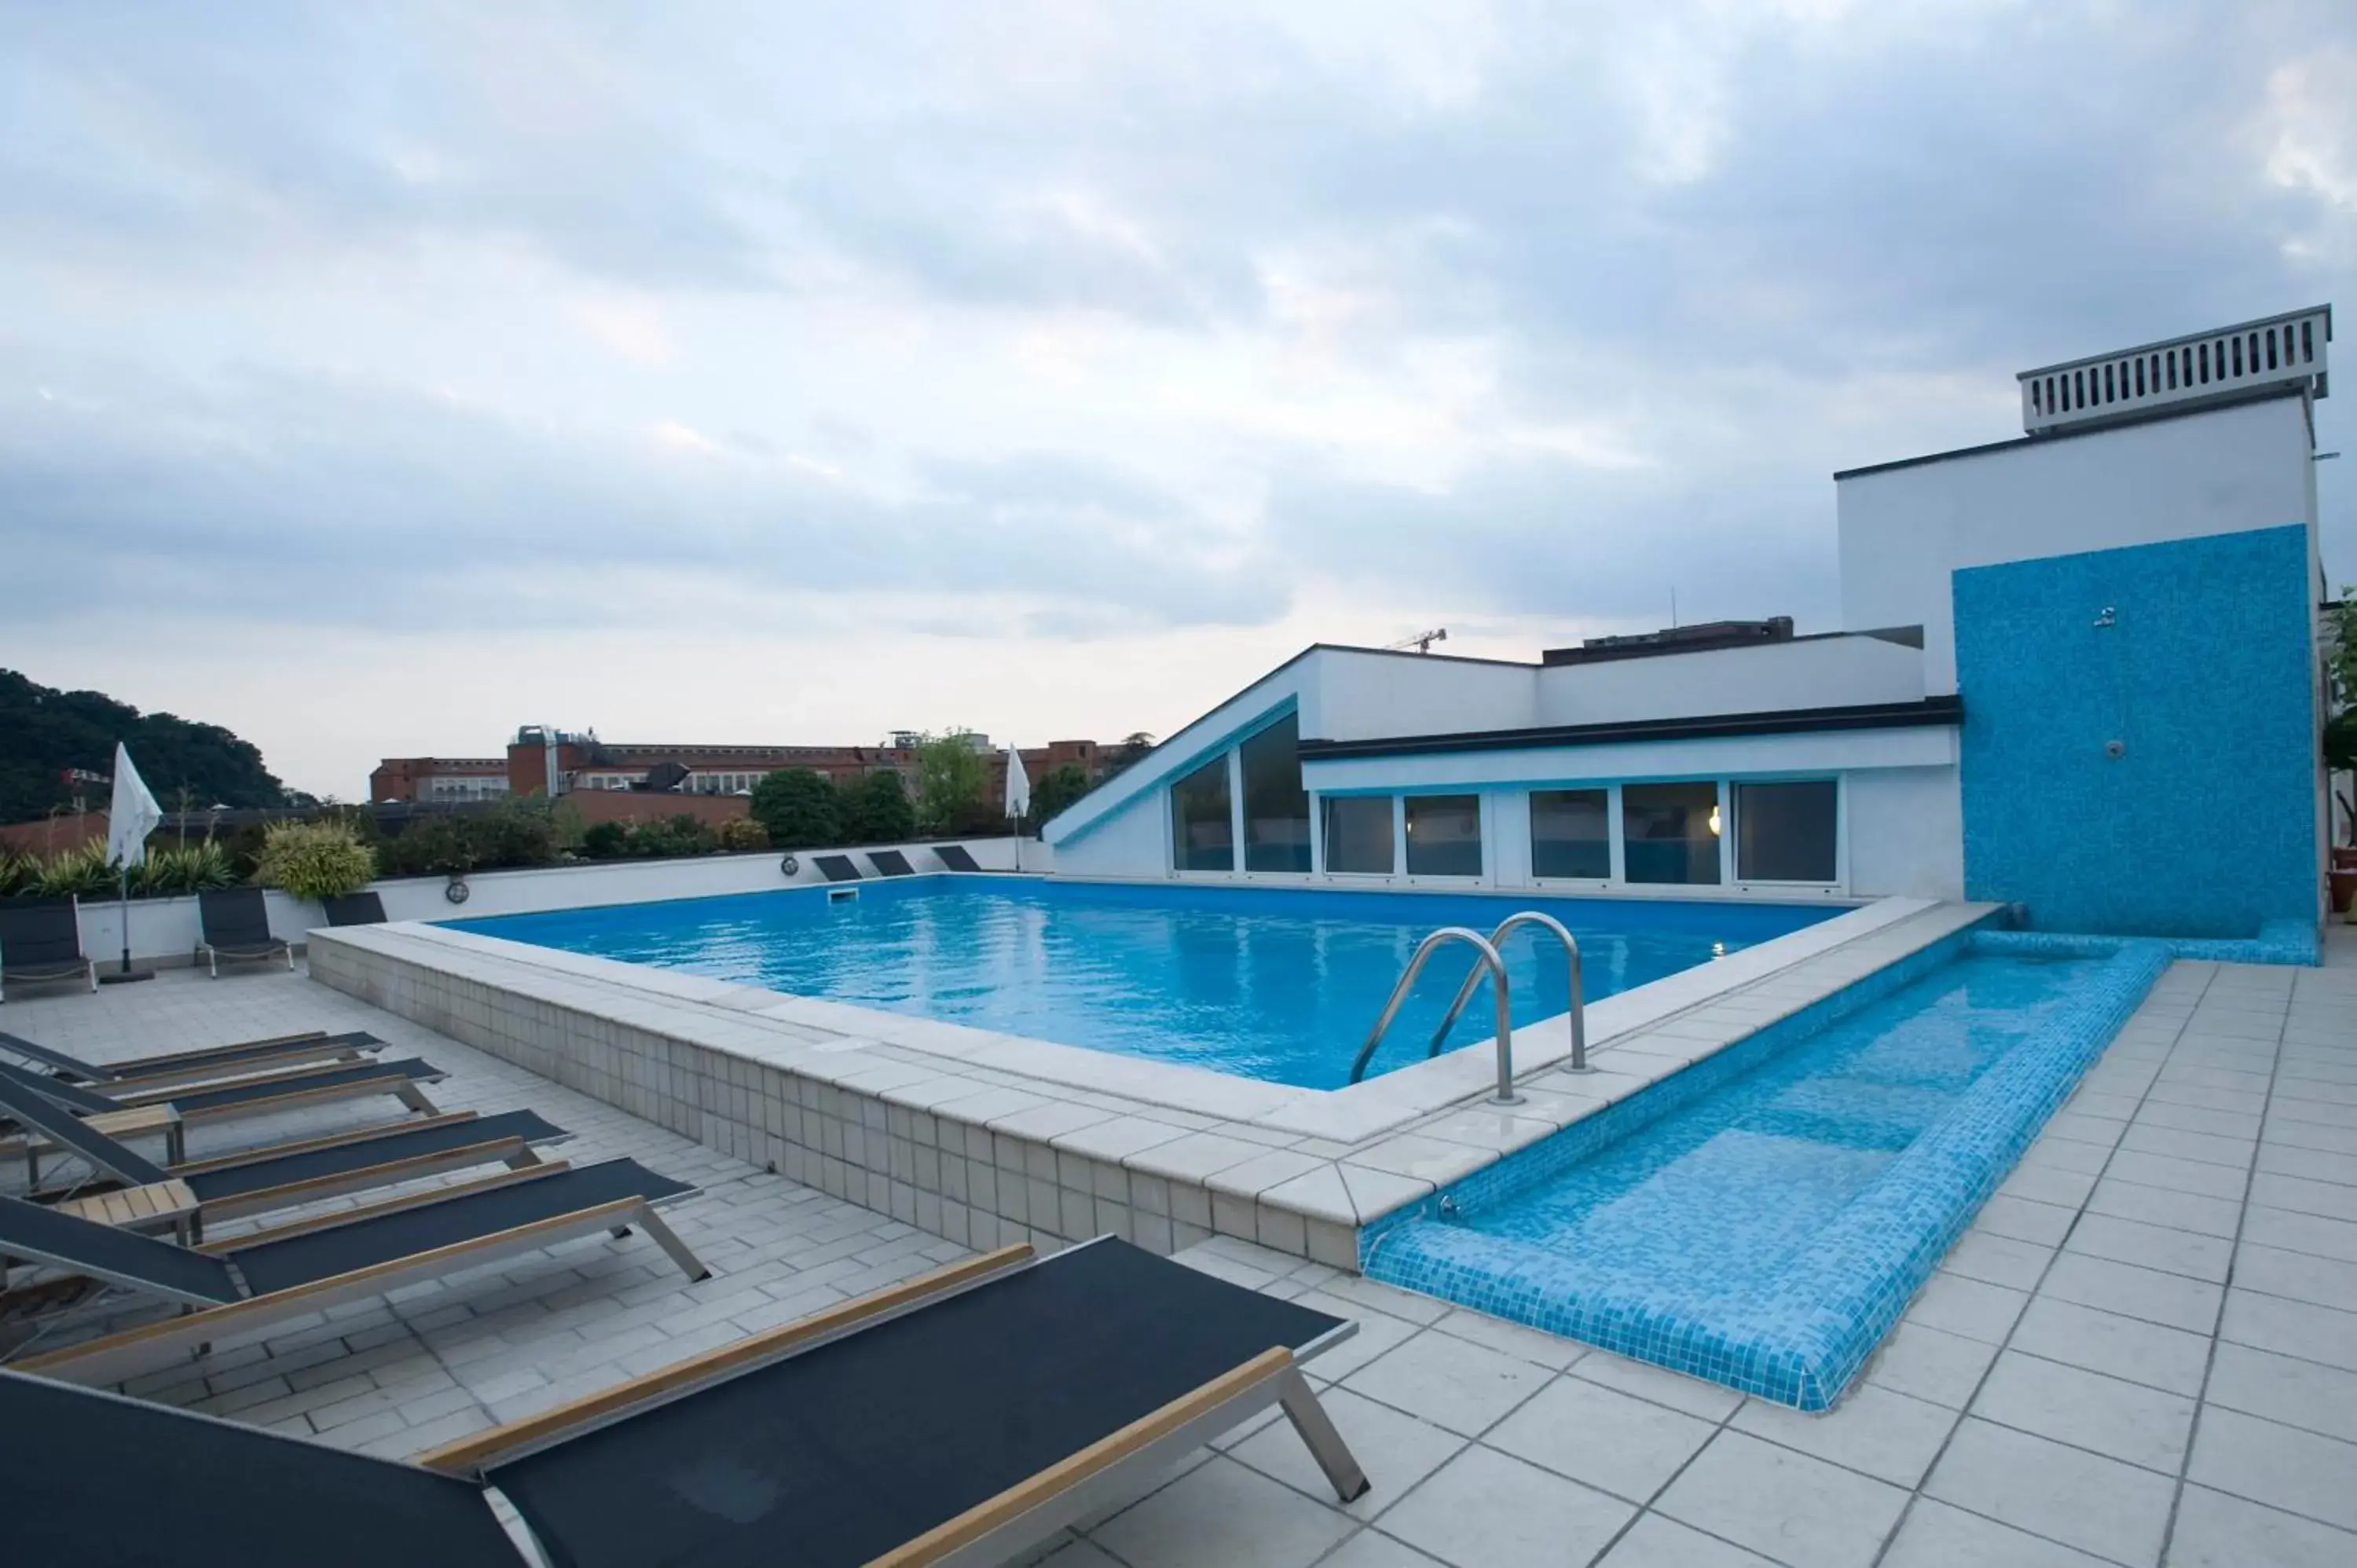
(367, 757, 513, 805)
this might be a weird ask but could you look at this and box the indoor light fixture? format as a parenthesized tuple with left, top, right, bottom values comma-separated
(1706, 804, 1722, 836)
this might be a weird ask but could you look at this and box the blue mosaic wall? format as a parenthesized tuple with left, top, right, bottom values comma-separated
(1953, 523, 2317, 940)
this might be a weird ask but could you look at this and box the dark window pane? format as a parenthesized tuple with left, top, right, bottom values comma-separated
(1321, 796, 1394, 874)
(1621, 782, 1721, 885)
(1735, 780, 1838, 882)
(1170, 753, 1233, 871)
(1404, 795, 1482, 876)
(1239, 714, 1310, 872)
(1530, 789, 1610, 879)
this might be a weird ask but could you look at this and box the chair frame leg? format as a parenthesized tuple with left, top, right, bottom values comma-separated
(634, 1206, 711, 1282)
(1277, 1366, 1370, 1502)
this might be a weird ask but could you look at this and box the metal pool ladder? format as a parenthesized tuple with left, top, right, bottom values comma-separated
(1347, 912, 1589, 1103)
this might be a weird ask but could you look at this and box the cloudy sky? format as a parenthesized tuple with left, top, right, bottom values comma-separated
(4, 1, 2352, 797)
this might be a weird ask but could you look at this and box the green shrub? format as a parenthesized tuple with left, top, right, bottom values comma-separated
(1027, 764, 1092, 835)
(717, 816, 772, 852)
(581, 821, 631, 859)
(32, 840, 115, 898)
(134, 841, 239, 897)
(0, 848, 29, 897)
(840, 771, 915, 844)
(750, 769, 841, 848)
(631, 814, 719, 859)
(378, 800, 562, 878)
(255, 820, 377, 900)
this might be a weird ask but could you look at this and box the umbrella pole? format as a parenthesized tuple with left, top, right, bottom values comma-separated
(98, 866, 152, 984)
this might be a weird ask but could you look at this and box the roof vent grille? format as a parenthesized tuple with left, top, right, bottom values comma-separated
(2018, 305, 2330, 434)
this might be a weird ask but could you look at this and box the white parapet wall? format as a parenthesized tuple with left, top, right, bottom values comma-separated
(59, 835, 1039, 969)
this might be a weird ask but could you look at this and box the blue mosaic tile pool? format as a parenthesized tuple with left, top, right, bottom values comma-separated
(1363, 932, 2168, 1409)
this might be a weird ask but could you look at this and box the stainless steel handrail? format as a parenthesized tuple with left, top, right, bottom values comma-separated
(1347, 927, 1523, 1105)
(1426, 912, 1589, 1074)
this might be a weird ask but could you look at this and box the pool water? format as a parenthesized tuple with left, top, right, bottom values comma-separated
(1365, 942, 2161, 1407)
(450, 877, 1835, 1090)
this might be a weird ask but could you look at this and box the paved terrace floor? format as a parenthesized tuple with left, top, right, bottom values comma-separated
(2, 931, 2354, 1568)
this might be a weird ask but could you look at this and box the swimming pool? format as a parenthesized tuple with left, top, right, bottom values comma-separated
(1363, 932, 2167, 1408)
(449, 877, 1837, 1090)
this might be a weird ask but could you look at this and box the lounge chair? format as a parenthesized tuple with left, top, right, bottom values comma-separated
(0, 1072, 567, 1236)
(0, 897, 95, 1002)
(196, 887, 293, 976)
(933, 844, 984, 873)
(0, 1026, 383, 1090)
(5, 1158, 706, 1386)
(868, 848, 917, 877)
(813, 853, 864, 883)
(322, 891, 388, 926)
(0, 1237, 1365, 1568)
(1, 1054, 445, 1181)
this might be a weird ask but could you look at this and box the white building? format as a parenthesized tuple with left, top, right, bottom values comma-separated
(1043, 306, 2334, 945)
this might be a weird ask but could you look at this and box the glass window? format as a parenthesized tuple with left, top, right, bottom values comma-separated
(1530, 789, 1611, 879)
(1622, 782, 1721, 885)
(1405, 795, 1482, 876)
(1322, 797, 1394, 874)
(1171, 753, 1234, 871)
(1239, 714, 1311, 873)
(1736, 780, 1838, 882)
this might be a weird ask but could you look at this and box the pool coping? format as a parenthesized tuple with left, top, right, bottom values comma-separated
(306, 892, 2000, 1271)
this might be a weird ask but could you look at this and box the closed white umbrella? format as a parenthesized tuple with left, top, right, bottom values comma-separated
(1004, 746, 1031, 872)
(103, 742, 164, 982)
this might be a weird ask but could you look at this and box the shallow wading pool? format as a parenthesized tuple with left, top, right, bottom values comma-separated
(1362, 932, 2168, 1409)
(448, 877, 1838, 1090)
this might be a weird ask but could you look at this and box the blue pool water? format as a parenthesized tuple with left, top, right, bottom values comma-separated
(450, 877, 1835, 1090)
(1366, 936, 2168, 1407)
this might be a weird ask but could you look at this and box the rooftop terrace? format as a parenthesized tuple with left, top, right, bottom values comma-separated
(4, 940, 2355, 1566)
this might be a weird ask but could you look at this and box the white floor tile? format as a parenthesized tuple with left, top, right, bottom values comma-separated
(1923, 1417, 2176, 1566)
(1654, 1431, 1907, 1568)
(1379, 1445, 1634, 1568)
(1485, 1375, 1719, 1504)
(1340, 1328, 1552, 1437)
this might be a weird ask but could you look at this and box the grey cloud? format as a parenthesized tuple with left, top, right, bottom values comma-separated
(0, 368, 1290, 633)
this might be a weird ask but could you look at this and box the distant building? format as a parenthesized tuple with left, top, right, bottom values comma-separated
(368, 757, 513, 804)
(369, 731, 1112, 809)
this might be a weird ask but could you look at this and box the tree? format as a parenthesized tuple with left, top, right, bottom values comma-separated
(841, 771, 916, 844)
(749, 768, 840, 848)
(1102, 731, 1157, 776)
(1028, 763, 1093, 835)
(913, 732, 988, 834)
(0, 668, 291, 823)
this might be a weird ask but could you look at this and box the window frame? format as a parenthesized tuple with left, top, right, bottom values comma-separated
(1728, 776, 1845, 889)
(1402, 791, 1486, 880)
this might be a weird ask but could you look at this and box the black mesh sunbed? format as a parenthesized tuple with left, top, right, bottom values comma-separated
(183, 1110, 570, 1207)
(0, 1068, 566, 1218)
(322, 891, 389, 926)
(933, 844, 984, 873)
(0, 896, 94, 999)
(868, 848, 916, 877)
(0, 1027, 383, 1086)
(0, 1237, 1365, 1568)
(0, 1053, 444, 1127)
(478, 1239, 1356, 1568)
(197, 887, 292, 975)
(812, 853, 863, 882)
(9, 1159, 708, 1387)
(0, 1370, 522, 1568)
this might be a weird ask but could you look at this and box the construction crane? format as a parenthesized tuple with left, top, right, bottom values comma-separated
(1387, 628, 1448, 654)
